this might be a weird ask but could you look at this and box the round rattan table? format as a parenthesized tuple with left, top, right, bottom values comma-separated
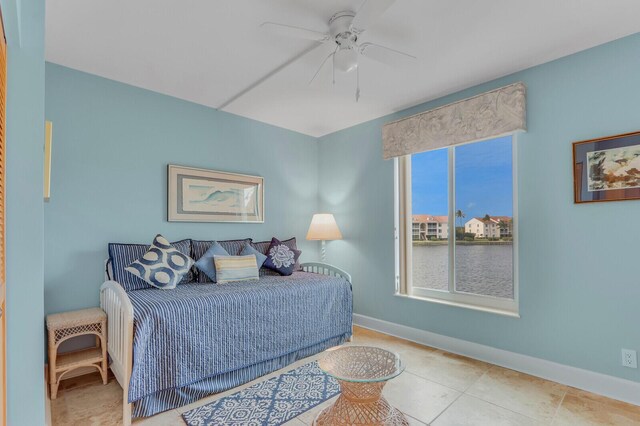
(314, 345, 409, 425)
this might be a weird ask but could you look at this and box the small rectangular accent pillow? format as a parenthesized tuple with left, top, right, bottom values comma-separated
(109, 238, 193, 291)
(239, 243, 267, 268)
(125, 234, 195, 290)
(263, 237, 302, 276)
(213, 255, 259, 284)
(192, 238, 252, 283)
(194, 241, 229, 283)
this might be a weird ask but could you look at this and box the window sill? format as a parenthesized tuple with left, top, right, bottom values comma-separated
(394, 292, 520, 318)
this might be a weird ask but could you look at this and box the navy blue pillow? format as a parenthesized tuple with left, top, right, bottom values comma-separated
(251, 237, 301, 273)
(263, 238, 302, 276)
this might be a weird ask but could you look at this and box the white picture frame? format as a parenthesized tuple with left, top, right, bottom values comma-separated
(167, 165, 264, 223)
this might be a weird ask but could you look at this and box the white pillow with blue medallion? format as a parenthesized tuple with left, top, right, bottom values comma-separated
(125, 234, 195, 289)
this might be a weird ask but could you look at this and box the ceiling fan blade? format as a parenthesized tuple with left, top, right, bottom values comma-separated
(359, 42, 416, 67)
(309, 47, 337, 85)
(260, 22, 330, 42)
(350, 0, 396, 33)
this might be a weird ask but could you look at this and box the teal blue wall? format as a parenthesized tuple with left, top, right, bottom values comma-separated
(318, 34, 640, 382)
(44, 63, 319, 316)
(2, 0, 46, 424)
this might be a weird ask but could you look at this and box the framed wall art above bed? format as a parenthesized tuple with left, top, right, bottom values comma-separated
(167, 165, 264, 222)
(573, 131, 640, 204)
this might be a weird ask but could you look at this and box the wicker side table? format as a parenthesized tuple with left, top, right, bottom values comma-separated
(46, 307, 108, 399)
(315, 345, 408, 425)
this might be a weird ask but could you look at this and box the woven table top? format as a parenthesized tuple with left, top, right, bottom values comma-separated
(318, 345, 404, 383)
(46, 307, 106, 329)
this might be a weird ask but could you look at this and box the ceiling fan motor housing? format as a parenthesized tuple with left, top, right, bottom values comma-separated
(330, 11, 359, 73)
(329, 11, 357, 40)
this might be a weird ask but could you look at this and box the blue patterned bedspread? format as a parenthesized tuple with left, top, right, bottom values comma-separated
(126, 272, 353, 406)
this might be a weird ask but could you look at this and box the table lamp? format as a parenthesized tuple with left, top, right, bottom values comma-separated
(306, 213, 343, 263)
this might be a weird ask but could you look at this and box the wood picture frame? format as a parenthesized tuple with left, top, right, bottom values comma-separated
(573, 131, 640, 204)
(167, 165, 264, 223)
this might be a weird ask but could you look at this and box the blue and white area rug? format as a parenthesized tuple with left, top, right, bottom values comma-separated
(182, 362, 340, 426)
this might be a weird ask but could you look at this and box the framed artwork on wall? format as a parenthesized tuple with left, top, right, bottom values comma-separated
(573, 131, 640, 203)
(167, 165, 264, 222)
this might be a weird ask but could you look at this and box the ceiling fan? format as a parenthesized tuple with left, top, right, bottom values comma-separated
(260, 0, 416, 102)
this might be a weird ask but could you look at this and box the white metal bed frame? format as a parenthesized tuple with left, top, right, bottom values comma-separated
(100, 261, 351, 425)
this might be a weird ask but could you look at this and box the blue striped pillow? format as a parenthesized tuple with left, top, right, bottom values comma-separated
(213, 255, 259, 284)
(109, 238, 193, 291)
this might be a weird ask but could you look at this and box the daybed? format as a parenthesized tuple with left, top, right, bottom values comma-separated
(100, 250, 352, 426)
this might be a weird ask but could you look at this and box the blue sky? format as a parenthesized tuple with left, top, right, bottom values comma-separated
(411, 136, 513, 221)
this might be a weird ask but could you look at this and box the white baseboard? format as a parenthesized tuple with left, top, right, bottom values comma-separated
(353, 313, 640, 406)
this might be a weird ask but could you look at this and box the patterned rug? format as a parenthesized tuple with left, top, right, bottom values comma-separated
(181, 362, 340, 426)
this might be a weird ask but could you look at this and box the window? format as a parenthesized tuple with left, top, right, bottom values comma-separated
(396, 136, 518, 314)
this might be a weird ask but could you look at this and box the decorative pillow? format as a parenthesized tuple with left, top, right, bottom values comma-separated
(239, 243, 267, 268)
(125, 234, 195, 290)
(263, 238, 302, 276)
(213, 255, 259, 284)
(109, 238, 193, 291)
(192, 238, 252, 283)
(194, 241, 229, 283)
(251, 237, 302, 273)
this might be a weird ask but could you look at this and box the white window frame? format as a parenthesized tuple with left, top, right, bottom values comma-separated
(394, 135, 519, 317)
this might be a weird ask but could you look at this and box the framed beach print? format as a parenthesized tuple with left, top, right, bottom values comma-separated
(573, 131, 640, 203)
(168, 165, 264, 222)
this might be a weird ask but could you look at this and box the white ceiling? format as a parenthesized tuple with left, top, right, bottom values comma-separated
(46, 0, 640, 137)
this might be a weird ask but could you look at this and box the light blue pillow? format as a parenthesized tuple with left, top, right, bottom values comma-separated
(194, 241, 229, 282)
(240, 243, 267, 268)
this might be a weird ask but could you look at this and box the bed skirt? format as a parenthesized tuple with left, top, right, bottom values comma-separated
(132, 332, 350, 418)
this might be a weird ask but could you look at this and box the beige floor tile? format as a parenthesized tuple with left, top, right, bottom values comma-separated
(282, 418, 307, 425)
(432, 394, 542, 425)
(467, 366, 567, 421)
(553, 389, 640, 425)
(351, 326, 437, 354)
(404, 413, 428, 425)
(51, 327, 640, 426)
(296, 395, 338, 425)
(383, 371, 461, 424)
(134, 409, 183, 425)
(57, 370, 116, 392)
(405, 349, 491, 391)
(51, 380, 123, 425)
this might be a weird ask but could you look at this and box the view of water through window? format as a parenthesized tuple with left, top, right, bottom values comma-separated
(411, 136, 514, 299)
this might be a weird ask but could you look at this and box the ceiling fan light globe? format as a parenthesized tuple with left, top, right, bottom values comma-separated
(334, 48, 358, 73)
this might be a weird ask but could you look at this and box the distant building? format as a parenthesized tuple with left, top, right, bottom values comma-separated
(412, 215, 448, 240)
(464, 216, 512, 238)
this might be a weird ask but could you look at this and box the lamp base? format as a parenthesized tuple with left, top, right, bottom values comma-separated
(320, 240, 326, 263)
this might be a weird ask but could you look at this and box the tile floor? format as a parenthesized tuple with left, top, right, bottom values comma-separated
(50, 326, 640, 425)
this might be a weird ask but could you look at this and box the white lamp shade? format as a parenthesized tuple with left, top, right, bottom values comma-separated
(306, 214, 343, 241)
